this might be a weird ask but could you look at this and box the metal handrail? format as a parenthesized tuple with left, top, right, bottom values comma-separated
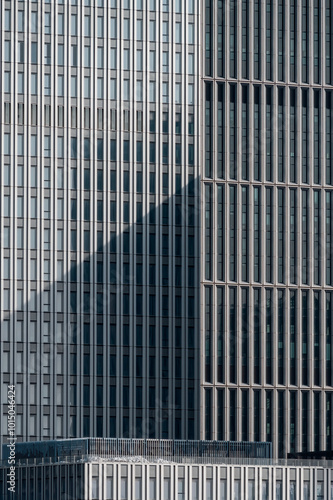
(1, 455, 333, 469)
(3, 438, 272, 463)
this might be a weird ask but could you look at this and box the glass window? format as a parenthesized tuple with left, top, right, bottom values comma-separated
(188, 83, 194, 104)
(149, 82, 155, 102)
(71, 44, 78, 66)
(111, 18, 117, 38)
(188, 53, 194, 74)
(150, 50, 156, 71)
(4, 72, 10, 93)
(123, 80, 130, 100)
(17, 73, 24, 94)
(44, 13, 51, 34)
(110, 79, 117, 100)
(31, 12, 38, 33)
(71, 14, 77, 35)
(206, 479, 213, 500)
(124, 18, 130, 39)
(149, 20, 156, 41)
(57, 111, 65, 133)
(163, 21, 169, 42)
(248, 480, 255, 500)
(162, 51, 169, 72)
(261, 481, 268, 500)
(149, 478, 156, 500)
(29, 227, 37, 250)
(303, 482, 310, 500)
(97, 47, 104, 68)
(71, 76, 77, 97)
(18, 42, 24, 63)
(110, 48, 117, 69)
(176, 23, 181, 43)
(136, 80, 143, 101)
(289, 481, 296, 500)
(57, 75, 64, 97)
(44, 136, 51, 157)
(4, 134, 10, 155)
(162, 82, 169, 103)
(4, 10, 11, 30)
(4, 40, 11, 62)
(84, 46, 91, 67)
(16, 165, 24, 187)
(123, 48, 130, 70)
(84, 77, 91, 98)
(175, 83, 181, 104)
(58, 44, 64, 65)
(135, 478, 142, 500)
(136, 49, 142, 70)
(58, 13, 64, 35)
(84, 15, 91, 37)
(136, 111, 143, 132)
(44, 74, 51, 95)
(17, 135, 24, 156)
(175, 52, 181, 73)
(136, 19, 143, 40)
(121, 478, 127, 500)
(189, 24, 194, 44)
(31, 42, 38, 64)
(4, 196, 10, 217)
(97, 17, 103, 37)
(178, 479, 185, 500)
(3, 227, 10, 248)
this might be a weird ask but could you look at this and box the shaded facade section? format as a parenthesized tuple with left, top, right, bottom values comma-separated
(201, 0, 333, 458)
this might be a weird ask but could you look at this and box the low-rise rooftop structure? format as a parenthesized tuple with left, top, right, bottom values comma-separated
(1, 439, 332, 499)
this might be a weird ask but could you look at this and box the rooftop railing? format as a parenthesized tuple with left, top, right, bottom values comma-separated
(86, 438, 272, 460)
(1, 456, 333, 469)
(2, 438, 271, 463)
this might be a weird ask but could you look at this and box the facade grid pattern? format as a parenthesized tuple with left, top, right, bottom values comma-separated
(1, 460, 333, 499)
(0, 0, 200, 454)
(201, 0, 333, 458)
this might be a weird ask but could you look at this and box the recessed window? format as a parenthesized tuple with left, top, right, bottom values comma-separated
(149, 20, 156, 41)
(71, 14, 77, 35)
(58, 13, 64, 35)
(84, 15, 91, 37)
(45, 13, 51, 34)
(136, 19, 143, 40)
(123, 18, 130, 39)
(136, 49, 142, 70)
(31, 42, 38, 64)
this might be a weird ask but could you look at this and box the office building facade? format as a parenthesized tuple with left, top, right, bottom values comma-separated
(1, 0, 333, 464)
(1, 457, 333, 499)
(0, 0, 200, 454)
(201, 1, 333, 457)
(1, 438, 332, 499)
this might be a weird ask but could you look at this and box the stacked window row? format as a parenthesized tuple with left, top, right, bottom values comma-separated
(2, 110, 195, 171)
(204, 183, 333, 287)
(3, 0, 195, 37)
(204, 285, 333, 389)
(1, 318, 198, 440)
(205, 387, 333, 458)
(2, 462, 330, 500)
(1, 163, 199, 439)
(1, 0, 200, 454)
(205, 0, 333, 85)
(205, 83, 333, 185)
(2, 68, 195, 105)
